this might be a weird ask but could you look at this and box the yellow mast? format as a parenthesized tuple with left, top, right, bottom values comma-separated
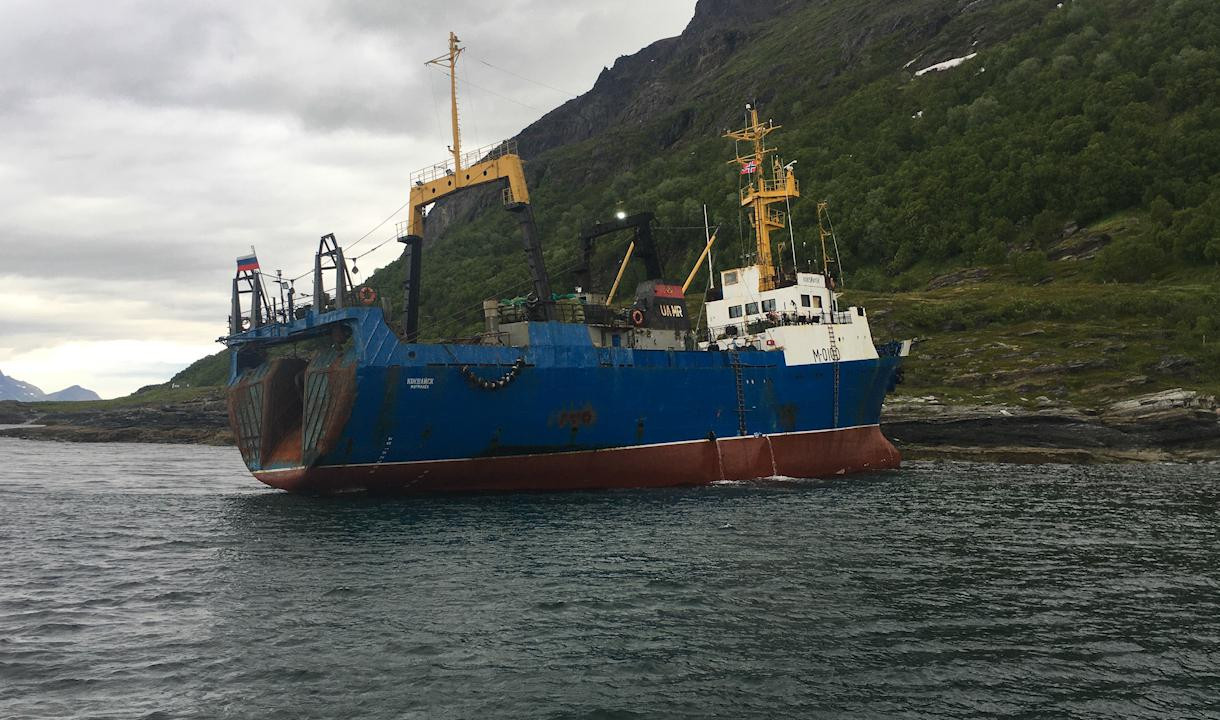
(406, 32, 531, 239)
(725, 104, 799, 292)
(816, 201, 836, 280)
(426, 32, 464, 174)
(399, 32, 553, 332)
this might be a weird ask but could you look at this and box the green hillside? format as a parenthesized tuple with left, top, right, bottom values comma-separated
(164, 0, 1219, 407)
(168, 350, 230, 389)
(850, 216, 1220, 405)
(349, 0, 1220, 406)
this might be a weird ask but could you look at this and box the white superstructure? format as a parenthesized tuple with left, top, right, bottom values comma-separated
(702, 265, 904, 366)
(696, 102, 910, 367)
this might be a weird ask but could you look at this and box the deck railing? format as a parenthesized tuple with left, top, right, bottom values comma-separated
(409, 140, 519, 186)
(740, 176, 799, 203)
(707, 310, 854, 343)
(498, 300, 631, 327)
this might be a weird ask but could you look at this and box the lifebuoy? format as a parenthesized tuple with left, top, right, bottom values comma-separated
(357, 286, 377, 305)
(630, 308, 646, 327)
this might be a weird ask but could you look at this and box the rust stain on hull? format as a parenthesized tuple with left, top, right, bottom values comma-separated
(228, 348, 357, 473)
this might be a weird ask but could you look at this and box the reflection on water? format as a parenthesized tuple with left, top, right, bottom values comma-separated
(2, 437, 1218, 719)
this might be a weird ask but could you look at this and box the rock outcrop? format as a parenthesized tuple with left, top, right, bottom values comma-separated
(884, 388, 1220, 463)
(0, 392, 232, 445)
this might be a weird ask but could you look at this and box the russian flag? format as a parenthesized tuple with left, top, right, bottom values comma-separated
(236, 253, 260, 272)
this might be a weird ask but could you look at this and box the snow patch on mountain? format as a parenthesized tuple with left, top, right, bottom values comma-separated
(914, 52, 979, 76)
(0, 370, 100, 402)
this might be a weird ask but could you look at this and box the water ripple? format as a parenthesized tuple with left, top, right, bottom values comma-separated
(1, 439, 1218, 718)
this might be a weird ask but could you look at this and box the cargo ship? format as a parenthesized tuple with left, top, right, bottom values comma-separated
(222, 33, 909, 493)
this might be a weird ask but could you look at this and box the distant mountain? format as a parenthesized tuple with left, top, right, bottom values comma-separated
(0, 370, 99, 402)
(0, 370, 46, 402)
(44, 385, 102, 402)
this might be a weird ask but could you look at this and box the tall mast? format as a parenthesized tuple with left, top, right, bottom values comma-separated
(725, 104, 800, 292)
(816, 201, 833, 278)
(426, 31, 464, 173)
(403, 33, 552, 329)
(408, 31, 533, 240)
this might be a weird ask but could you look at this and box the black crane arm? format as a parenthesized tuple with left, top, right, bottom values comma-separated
(574, 212, 663, 292)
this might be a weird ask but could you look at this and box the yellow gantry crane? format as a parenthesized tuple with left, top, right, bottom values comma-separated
(725, 104, 800, 292)
(397, 32, 552, 340)
(406, 32, 533, 238)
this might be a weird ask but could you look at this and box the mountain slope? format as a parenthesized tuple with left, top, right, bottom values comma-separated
(13, 0, 1218, 448)
(44, 385, 102, 402)
(417, 0, 1037, 242)
(364, 0, 1220, 354)
(0, 370, 101, 402)
(0, 370, 45, 402)
(166, 0, 1220, 409)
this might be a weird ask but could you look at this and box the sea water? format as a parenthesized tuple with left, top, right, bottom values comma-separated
(1, 437, 1217, 719)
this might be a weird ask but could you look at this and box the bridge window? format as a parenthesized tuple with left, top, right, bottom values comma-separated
(722, 271, 739, 286)
(728, 305, 744, 319)
(745, 302, 759, 316)
(801, 294, 811, 307)
(762, 299, 776, 312)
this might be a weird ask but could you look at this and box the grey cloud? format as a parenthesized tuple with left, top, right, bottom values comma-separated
(0, 0, 695, 395)
(1, 1, 694, 135)
(0, 1, 426, 133)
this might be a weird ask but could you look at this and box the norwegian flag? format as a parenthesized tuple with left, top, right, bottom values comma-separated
(740, 160, 757, 175)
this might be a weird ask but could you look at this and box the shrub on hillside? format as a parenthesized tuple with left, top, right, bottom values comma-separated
(1010, 250, 1051, 283)
(1093, 232, 1167, 283)
(849, 267, 887, 291)
(1171, 197, 1220, 263)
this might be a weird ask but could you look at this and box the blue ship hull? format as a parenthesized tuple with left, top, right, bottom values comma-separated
(227, 308, 904, 493)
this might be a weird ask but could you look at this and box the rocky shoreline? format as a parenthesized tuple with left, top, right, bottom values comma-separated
(885, 389, 1220, 464)
(2, 389, 1218, 465)
(0, 392, 232, 446)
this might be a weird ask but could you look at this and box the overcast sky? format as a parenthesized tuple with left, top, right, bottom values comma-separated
(0, 0, 697, 398)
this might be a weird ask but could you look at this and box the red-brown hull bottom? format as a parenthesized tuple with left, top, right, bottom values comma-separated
(252, 425, 901, 494)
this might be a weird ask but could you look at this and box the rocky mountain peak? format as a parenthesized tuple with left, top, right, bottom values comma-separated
(0, 370, 100, 402)
(684, 0, 806, 35)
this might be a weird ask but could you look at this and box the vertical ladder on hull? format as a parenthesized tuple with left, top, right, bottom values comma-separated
(727, 348, 748, 436)
(827, 323, 841, 428)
